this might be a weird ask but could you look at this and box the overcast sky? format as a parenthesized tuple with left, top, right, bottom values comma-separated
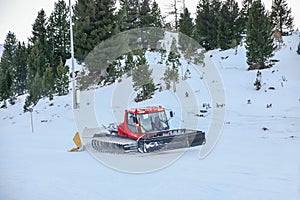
(0, 0, 299, 43)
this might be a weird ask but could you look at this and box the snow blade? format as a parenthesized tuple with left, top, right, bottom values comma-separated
(91, 133, 138, 153)
(68, 132, 83, 152)
(137, 129, 205, 153)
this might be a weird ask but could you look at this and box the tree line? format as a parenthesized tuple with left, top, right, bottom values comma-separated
(184, 0, 294, 67)
(0, 0, 70, 110)
(0, 0, 296, 109)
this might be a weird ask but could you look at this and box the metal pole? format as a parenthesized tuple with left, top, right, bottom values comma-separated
(29, 108, 34, 133)
(30, 112, 34, 133)
(69, 0, 77, 109)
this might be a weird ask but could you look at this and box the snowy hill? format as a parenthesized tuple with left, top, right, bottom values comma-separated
(1, 33, 300, 200)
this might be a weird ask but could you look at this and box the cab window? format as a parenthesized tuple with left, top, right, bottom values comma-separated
(127, 112, 137, 132)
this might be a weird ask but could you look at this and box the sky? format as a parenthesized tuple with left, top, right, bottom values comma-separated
(0, 0, 299, 43)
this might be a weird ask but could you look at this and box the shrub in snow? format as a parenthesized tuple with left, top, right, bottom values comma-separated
(254, 71, 262, 90)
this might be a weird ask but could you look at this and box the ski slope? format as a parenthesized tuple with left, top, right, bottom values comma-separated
(1, 33, 300, 200)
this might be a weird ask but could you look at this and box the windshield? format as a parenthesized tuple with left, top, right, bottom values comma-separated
(137, 111, 169, 133)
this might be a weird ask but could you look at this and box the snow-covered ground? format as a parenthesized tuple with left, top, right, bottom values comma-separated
(1, 33, 300, 199)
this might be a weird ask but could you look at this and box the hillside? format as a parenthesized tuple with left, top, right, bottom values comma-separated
(0, 33, 300, 200)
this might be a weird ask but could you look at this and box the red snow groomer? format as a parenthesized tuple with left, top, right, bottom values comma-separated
(91, 106, 205, 153)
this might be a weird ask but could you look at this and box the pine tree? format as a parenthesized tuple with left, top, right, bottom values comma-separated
(43, 66, 55, 100)
(0, 31, 17, 104)
(132, 50, 155, 99)
(297, 41, 300, 55)
(254, 70, 262, 90)
(0, 71, 12, 107)
(240, 0, 254, 34)
(117, 0, 140, 31)
(55, 62, 69, 96)
(25, 71, 43, 109)
(158, 45, 167, 64)
(271, 0, 294, 34)
(179, 35, 204, 65)
(47, 0, 71, 69)
(150, 1, 163, 27)
(73, 0, 117, 63)
(139, 0, 164, 51)
(209, 0, 221, 49)
(184, 42, 194, 63)
(139, 0, 152, 27)
(93, 0, 117, 39)
(194, 0, 221, 50)
(145, 1, 164, 51)
(163, 67, 178, 91)
(27, 9, 48, 88)
(84, 27, 129, 81)
(73, 0, 94, 62)
(194, 0, 209, 48)
(179, 8, 194, 37)
(246, 0, 275, 69)
(124, 52, 136, 74)
(217, 0, 242, 50)
(106, 59, 123, 82)
(27, 39, 47, 88)
(166, 38, 181, 70)
(165, 38, 180, 92)
(13, 42, 28, 95)
(117, 0, 130, 31)
(179, 8, 194, 54)
(117, 1, 163, 51)
(30, 9, 48, 47)
(144, 27, 165, 52)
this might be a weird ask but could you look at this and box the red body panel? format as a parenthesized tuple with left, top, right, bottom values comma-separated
(117, 106, 166, 141)
(127, 106, 164, 115)
(117, 121, 144, 140)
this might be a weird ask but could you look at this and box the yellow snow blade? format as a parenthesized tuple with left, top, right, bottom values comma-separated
(73, 132, 82, 148)
(68, 132, 82, 152)
(68, 147, 79, 152)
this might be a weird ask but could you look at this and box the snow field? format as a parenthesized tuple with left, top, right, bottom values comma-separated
(1, 33, 300, 199)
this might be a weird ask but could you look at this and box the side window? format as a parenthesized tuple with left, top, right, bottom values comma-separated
(127, 112, 135, 125)
(127, 112, 137, 132)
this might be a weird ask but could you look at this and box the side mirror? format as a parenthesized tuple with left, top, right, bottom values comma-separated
(170, 111, 174, 118)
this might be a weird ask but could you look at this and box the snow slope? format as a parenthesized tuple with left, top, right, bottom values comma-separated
(1, 33, 300, 200)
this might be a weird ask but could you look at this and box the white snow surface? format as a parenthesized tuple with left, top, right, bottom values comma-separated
(1, 34, 300, 199)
